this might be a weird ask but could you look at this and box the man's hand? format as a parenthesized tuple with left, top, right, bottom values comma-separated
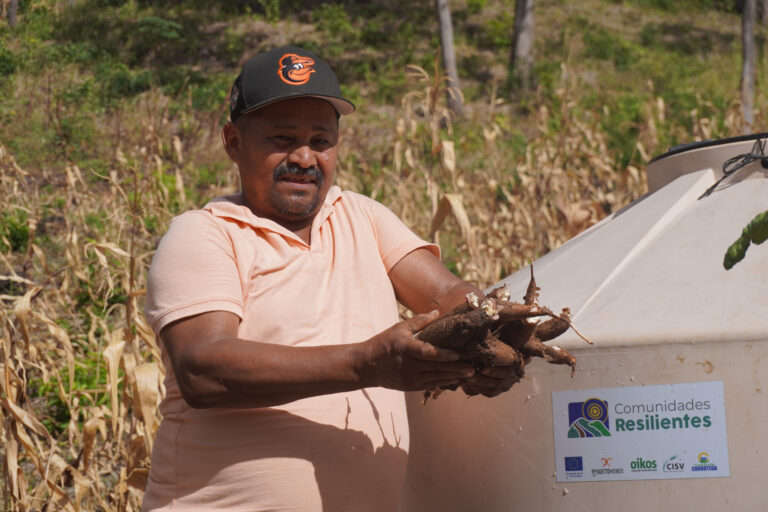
(459, 364, 523, 398)
(459, 352, 532, 398)
(359, 311, 476, 391)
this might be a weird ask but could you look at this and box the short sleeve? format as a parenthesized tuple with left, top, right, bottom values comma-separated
(367, 198, 440, 272)
(145, 211, 244, 334)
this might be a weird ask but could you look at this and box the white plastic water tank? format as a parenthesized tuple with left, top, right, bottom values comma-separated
(402, 134, 768, 511)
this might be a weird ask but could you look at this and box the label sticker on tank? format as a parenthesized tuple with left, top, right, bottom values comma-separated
(552, 381, 729, 482)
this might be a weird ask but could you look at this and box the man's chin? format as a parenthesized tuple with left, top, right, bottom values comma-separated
(271, 194, 321, 219)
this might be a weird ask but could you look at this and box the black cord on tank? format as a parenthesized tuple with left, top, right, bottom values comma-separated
(699, 137, 768, 199)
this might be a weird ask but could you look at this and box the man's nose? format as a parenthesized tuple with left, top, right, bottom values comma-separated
(287, 144, 316, 169)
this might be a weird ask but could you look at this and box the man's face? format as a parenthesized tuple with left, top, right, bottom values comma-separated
(225, 97, 339, 229)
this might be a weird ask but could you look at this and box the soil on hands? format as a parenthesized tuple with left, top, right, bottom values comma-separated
(417, 268, 592, 401)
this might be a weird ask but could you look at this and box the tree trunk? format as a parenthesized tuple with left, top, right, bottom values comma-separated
(741, 0, 757, 132)
(758, 0, 768, 24)
(8, 0, 18, 28)
(510, 0, 535, 91)
(436, 0, 463, 117)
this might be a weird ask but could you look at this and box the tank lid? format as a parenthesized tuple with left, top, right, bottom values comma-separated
(649, 132, 768, 164)
(646, 133, 768, 193)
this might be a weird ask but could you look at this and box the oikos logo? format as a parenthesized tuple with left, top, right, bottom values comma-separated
(663, 455, 685, 473)
(629, 457, 657, 472)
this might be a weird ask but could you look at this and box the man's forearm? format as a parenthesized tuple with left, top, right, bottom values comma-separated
(177, 337, 369, 408)
(163, 310, 473, 410)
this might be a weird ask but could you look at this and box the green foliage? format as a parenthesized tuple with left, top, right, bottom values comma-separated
(610, 0, 735, 10)
(582, 24, 639, 70)
(257, 0, 281, 23)
(467, 0, 488, 14)
(0, 209, 29, 253)
(0, 46, 16, 76)
(314, 3, 357, 55)
(639, 21, 734, 56)
(484, 11, 515, 49)
(598, 94, 646, 168)
(724, 210, 768, 269)
(85, 212, 106, 233)
(612, 0, 675, 9)
(136, 15, 182, 42)
(29, 355, 112, 436)
(97, 62, 153, 100)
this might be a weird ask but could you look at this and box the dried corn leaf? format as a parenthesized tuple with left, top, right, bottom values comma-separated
(12, 286, 41, 348)
(175, 167, 187, 204)
(103, 335, 125, 434)
(72, 466, 90, 512)
(35, 310, 75, 393)
(81, 412, 104, 471)
(440, 140, 456, 175)
(6, 429, 19, 499)
(38, 453, 76, 512)
(2, 397, 52, 441)
(127, 468, 150, 492)
(85, 241, 130, 267)
(133, 362, 160, 454)
(444, 194, 473, 248)
(134, 313, 161, 359)
(428, 194, 453, 240)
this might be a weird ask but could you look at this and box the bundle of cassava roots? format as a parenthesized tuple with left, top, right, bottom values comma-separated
(417, 268, 592, 401)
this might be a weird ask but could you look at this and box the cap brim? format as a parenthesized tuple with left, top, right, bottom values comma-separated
(239, 94, 355, 119)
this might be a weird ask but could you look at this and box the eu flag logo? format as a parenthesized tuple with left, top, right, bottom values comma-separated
(565, 456, 583, 472)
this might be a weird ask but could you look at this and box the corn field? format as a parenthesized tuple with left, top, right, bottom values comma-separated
(0, 65, 747, 510)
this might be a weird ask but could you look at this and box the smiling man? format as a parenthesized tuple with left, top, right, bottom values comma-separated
(142, 45, 518, 511)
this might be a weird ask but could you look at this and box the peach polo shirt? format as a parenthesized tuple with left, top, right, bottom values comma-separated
(142, 186, 438, 511)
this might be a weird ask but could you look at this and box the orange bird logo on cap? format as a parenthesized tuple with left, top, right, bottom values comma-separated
(278, 53, 315, 85)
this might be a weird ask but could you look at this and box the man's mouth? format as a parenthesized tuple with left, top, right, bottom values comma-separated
(281, 173, 316, 184)
(273, 164, 323, 187)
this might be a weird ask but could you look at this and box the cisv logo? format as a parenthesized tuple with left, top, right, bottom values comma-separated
(568, 397, 611, 438)
(663, 455, 685, 473)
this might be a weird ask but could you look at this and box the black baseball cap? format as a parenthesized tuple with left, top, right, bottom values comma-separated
(229, 45, 355, 122)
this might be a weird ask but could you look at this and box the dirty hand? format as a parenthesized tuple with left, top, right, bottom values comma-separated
(360, 311, 476, 391)
(460, 361, 526, 398)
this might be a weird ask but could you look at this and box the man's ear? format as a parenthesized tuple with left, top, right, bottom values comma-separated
(221, 122, 242, 164)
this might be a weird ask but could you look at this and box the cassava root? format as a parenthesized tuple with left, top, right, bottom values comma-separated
(417, 267, 591, 401)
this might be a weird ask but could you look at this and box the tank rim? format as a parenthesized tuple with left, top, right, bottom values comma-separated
(649, 132, 768, 164)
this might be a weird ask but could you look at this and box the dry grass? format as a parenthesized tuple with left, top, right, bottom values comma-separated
(0, 64, 746, 510)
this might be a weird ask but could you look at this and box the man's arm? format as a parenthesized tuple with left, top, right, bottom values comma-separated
(161, 309, 475, 409)
(388, 248, 483, 315)
(388, 247, 523, 397)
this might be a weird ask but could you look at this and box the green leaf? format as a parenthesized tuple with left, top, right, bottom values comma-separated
(745, 210, 768, 245)
(724, 210, 768, 270)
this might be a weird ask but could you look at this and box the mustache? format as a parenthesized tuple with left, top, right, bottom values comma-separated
(273, 163, 324, 183)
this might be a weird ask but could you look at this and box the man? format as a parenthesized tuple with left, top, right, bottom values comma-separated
(143, 45, 518, 511)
